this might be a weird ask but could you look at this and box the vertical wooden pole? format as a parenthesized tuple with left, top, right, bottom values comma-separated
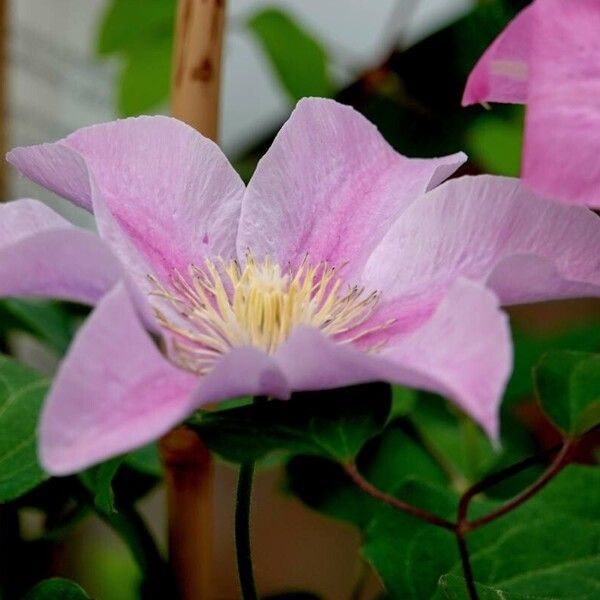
(160, 428, 215, 600)
(171, 0, 226, 140)
(161, 1, 226, 599)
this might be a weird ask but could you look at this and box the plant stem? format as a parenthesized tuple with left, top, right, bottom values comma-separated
(462, 439, 575, 531)
(235, 461, 259, 600)
(457, 441, 562, 523)
(455, 530, 478, 600)
(343, 462, 456, 531)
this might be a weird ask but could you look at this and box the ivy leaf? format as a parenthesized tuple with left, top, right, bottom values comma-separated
(0, 356, 49, 501)
(80, 457, 124, 514)
(534, 350, 600, 436)
(25, 578, 91, 600)
(247, 8, 334, 102)
(188, 383, 391, 463)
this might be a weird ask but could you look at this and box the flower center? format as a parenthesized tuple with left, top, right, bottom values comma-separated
(149, 253, 391, 375)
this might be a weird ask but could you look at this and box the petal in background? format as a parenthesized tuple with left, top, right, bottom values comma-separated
(523, 0, 600, 207)
(462, 4, 533, 105)
(275, 279, 511, 439)
(8, 116, 245, 282)
(39, 284, 198, 475)
(363, 176, 600, 307)
(0, 199, 121, 304)
(238, 97, 465, 279)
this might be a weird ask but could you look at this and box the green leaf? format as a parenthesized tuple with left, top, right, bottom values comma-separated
(409, 393, 496, 483)
(118, 36, 172, 116)
(437, 466, 600, 599)
(439, 575, 538, 599)
(97, 0, 174, 55)
(247, 8, 334, 102)
(96, 0, 174, 116)
(466, 109, 523, 177)
(125, 442, 163, 477)
(80, 457, 124, 514)
(0, 298, 81, 355)
(25, 578, 90, 599)
(80, 467, 119, 513)
(534, 350, 600, 436)
(286, 419, 448, 528)
(189, 383, 391, 463)
(390, 385, 417, 419)
(0, 356, 49, 501)
(506, 320, 600, 405)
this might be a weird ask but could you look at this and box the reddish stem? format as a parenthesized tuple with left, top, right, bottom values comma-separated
(462, 439, 575, 532)
(342, 462, 455, 531)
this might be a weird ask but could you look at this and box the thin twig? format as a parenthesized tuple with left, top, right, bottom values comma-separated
(342, 462, 455, 531)
(463, 439, 576, 531)
(457, 442, 562, 523)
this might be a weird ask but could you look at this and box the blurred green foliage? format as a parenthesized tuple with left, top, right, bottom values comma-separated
(247, 8, 334, 102)
(535, 351, 600, 436)
(96, 0, 175, 115)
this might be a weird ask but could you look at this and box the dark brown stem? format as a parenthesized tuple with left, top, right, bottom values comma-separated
(455, 531, 478, 600)
(457, 441, 563, 523)
(343, 462, 455, 531)
(462, 439, 575, 531)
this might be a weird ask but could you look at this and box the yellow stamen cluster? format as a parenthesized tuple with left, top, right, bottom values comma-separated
(149, 253, 391, 375)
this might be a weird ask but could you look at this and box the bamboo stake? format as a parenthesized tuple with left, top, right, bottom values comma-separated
(160, 428, 215, 600)
(171, 0, 226, 140)
(161, 1, 227, 598)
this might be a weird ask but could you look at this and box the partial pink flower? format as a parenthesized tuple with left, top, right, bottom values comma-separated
(4, 98, 600, 474)
(463, 0, 600, 207)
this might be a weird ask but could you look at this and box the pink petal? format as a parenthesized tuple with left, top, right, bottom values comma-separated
(39, 283, 198, 475)
(6, 144, 91, 210)
(275, 279, 511, 438)
(238, 98, 465, 278)
(0, 199, 121, 304)
(362, 175, 600, 308)
(523, 0, 600, 207)
(189, 347, 290, 407)
(462, 4, 533, 106)
(8, 116, 245, 283)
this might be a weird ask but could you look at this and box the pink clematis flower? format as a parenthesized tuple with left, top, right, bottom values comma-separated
(463, 0, 600, 206)
(3, 98, 600, 474)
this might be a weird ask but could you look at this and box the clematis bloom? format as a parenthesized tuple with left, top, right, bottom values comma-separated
(3, 98, 600, 474)
(463, 0, 600, 207)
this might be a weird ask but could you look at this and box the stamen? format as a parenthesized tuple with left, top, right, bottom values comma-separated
(148, 253, 392, 375)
